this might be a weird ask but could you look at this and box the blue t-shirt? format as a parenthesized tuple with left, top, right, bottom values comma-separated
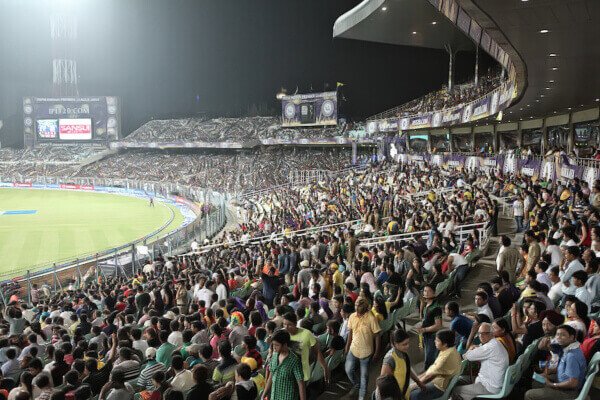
(450, 314, 473, 344)
(557, 347, 587, 389)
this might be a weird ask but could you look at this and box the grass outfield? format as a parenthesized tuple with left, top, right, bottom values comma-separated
(0, 188, 184, 277)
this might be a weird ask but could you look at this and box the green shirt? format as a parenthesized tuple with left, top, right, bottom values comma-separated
(180, 342, 192, 359)
(156, 342, 176, 368)
(290, 327, 317, 381)
(269, 351, 303, 400)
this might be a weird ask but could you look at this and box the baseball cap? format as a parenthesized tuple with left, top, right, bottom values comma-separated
(145, 347, 157, 359)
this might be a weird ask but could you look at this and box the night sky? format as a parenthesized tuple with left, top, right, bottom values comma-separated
(0, 0, 494, 146)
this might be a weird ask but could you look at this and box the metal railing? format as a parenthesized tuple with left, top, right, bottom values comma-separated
(358, 222, 488, 248)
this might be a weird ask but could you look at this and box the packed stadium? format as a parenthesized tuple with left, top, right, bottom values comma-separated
(0, 1, 599, 400)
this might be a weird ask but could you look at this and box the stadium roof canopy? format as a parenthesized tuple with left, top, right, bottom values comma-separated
(333, 0, 475, 51)
(333, 0, 600, 122)
(470, 0, 600, 120)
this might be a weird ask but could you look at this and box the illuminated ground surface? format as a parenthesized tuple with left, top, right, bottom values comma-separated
(0, 188, 183, 278)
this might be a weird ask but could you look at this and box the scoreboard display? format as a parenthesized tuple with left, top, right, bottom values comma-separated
(23, 97, 121, 147)
(281, 91, 337, 127)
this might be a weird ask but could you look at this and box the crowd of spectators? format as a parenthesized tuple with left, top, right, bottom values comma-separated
(0, 146, 105, 178)
(72, 148, 363, 193)
(396, 73, 503, 117)
(228, 162, 493, 244)
(0, 154, 599, 400)
(123, 118, 358, 144)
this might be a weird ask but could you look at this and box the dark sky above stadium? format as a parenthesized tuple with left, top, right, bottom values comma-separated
(0, 0, 494, 143)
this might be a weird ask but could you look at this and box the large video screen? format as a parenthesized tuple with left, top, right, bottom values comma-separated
(281, 91, 338, 127)
(59, 118, 92, 140)
(37, 119, 59, 139)
(23, 97, 121, 145)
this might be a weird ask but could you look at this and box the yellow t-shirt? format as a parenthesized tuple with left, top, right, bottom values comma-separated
(427, 347, 461, 391)
(290, 327, 317, 381)
(348, 312, 382, 359)
(332, 270, 344, 291)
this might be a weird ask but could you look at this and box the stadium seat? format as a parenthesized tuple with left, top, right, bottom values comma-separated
(520, 338, 541, 374)
(395, 297, 417, 331)
(317, 332, 332, 351)
(379, 309, 398, 334)
(430, 359, 468, 400)
(309, 361, 325, 383)
(575, 362, 598, 400)
(477, 357, 524, 399)
(312, 322, 326, 335)
(326, 349, 345, 371)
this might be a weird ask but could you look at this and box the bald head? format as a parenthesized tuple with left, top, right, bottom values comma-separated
(478, 322, 493, 344)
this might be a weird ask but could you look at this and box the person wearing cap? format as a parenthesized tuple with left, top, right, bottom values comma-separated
(524, 308, 563, 392)
(137, 347, 165, 391)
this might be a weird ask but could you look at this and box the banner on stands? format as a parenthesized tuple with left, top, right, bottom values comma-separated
(59, 184, 95, 191)
(519, 158, 541, 178)
(368, 79, 514, 132)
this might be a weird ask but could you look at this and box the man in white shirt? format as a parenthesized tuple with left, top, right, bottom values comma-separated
(474, 291, 494, 322)
(195, 278, 214, 307)
(560, 246, 584, 296)
(142, 261, 155, 275)
(547, 266, 563, 303)
(545, 238, 563, 267)
(453, 323, 509, 400)
(169, 355, 194, 392)
(191, 239, 199, 252)
(513, 195, 524, 233)
(167, 321, 184, 347)
(572, 270, 593, 309)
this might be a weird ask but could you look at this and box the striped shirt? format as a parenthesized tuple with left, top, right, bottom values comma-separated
(137, 361, 166, 390)
(113, 360, 141, 381)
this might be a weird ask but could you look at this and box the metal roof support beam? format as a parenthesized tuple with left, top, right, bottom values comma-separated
(474, 44, 479, 85)
(445, 44, 456, 91)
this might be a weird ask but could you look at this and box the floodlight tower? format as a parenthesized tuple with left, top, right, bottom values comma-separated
(50, 12, 79, 97)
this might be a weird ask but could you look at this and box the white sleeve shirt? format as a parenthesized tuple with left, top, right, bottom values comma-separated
(463, 338, 509, 393)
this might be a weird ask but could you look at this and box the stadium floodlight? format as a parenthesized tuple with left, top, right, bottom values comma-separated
(381, 7, 387, 11)
(431, 21, 437, 25)
(551, 67, 558, 71)
(412, 31, 417, 35)
(549, 53, 557, 57)
(596, 98, 599, 102)
(276, 90, 286, 100)
(539, 29, 549, 33)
